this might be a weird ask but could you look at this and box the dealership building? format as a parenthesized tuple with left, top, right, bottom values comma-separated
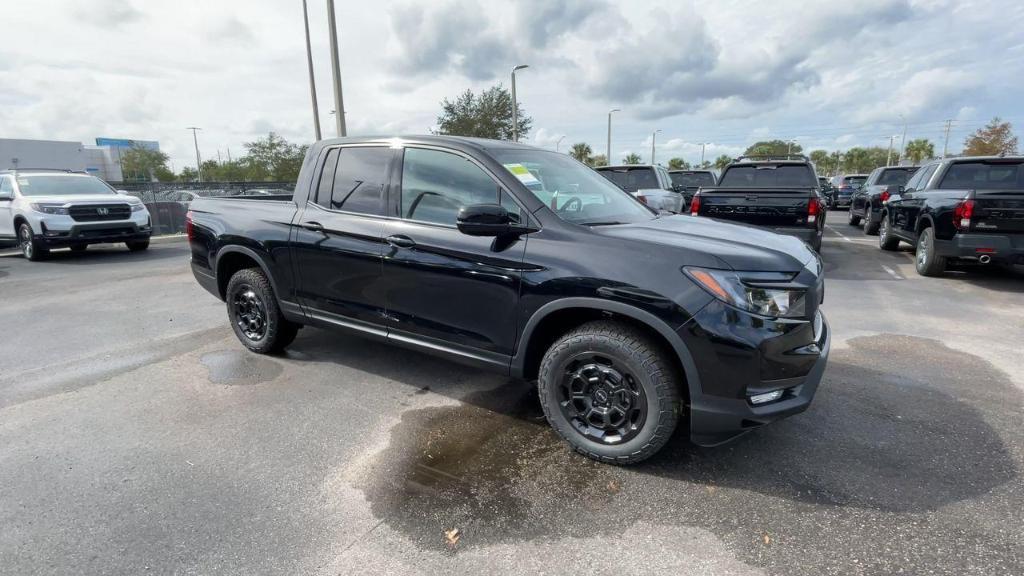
(0, 137, 161, 182)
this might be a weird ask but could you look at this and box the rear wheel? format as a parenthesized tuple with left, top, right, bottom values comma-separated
(538, 320, 682, 465)
(879, 214, 900, 251)
(915, 227, 946, 277)
(18, 223, 48, 261)
(863, 211, 880, 235)
(225, 267, 299, 354)
(847, 206, 861, 226)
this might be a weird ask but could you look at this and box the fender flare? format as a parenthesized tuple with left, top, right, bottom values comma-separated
(213, 244, 282, 300)
(915, 212, 936, 235)
(511, 297, 702, 404)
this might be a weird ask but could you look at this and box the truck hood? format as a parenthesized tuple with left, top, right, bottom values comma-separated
(22, 194, 137, 205)
(592, 215, 815, 272)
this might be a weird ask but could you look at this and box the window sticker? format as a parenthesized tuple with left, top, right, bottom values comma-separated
(503, 163, 541, 186)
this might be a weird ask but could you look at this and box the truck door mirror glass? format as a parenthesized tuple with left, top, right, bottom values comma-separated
(457, 203, 536, 237)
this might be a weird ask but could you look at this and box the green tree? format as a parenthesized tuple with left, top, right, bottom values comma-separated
(699, 160, 712, 169)
(809, 149, 831, 173)
(713, 155, 733, 170)
(179, 166, 199, 182)
(120, 143, 170, 183)
(588, 153, 608, 167)
(242, 132, 307, 181)
(569, 142, 592, 164)
(667, 157, 690, 170)
(623, 152, 642, 164)
(153, 165, 176, 182)
(436, 84, 532, 141)
(841, 146, 890, 173)
(903, 139, 935, 164)
(963, 117, 1018, 156)
(743, 140, 802, 157)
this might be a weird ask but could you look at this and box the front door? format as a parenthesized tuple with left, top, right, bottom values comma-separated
(380, 146, 529, 365)
(291, 145, 394, 332)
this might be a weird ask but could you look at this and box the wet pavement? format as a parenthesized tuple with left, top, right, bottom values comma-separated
(1, 229, 1022, 575)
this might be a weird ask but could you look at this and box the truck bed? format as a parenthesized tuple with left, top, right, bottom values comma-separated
(693, 186, 818, 228)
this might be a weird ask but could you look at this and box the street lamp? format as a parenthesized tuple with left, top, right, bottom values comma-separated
(607, 108, 620, 166)
(898, 114, 907, 164)
(786, 139, 797, 155)
(886, 135, 900, 166)
(700, 143, 707, 165)
(510, 64, 529, 142)
(186, 127, 202, 182)
(556, 135, 565, 152)
(651, 129, 662, 165)
(302, 0, 321, 140)
(327, 0, 347, 137)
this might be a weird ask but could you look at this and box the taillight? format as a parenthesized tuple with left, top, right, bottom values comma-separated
(636, 194, 648, 205)
(185, 210, 194, 240)
(690, 193, 701, 216)
(953, 198, 975, 231)
(879, 188, 891, 203)
(807, 197, 821, 224)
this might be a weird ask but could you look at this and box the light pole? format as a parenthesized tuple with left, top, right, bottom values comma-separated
(650, 129, 661, 165)
(556, 135, 565, 152)
(510, 64, 528, 142)
(607, 108, 620, 166)
(326, 0, 347, 137)
(700, 143, 707, 165)
(898, 114, 907, 164)
(302, 0, 321, 140)
(186, 127, 202, 182)
(786, 140, 796, 155)
(886, 135, 898, 166)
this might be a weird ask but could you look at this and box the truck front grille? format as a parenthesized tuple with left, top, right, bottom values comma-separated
(69, 204, 132, 222)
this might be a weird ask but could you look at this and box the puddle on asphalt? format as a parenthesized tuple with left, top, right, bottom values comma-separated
(200, 350, 283, 385)
(348, 335, 1021, 574)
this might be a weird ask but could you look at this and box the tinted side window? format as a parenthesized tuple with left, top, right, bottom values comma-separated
(401, 148, 498, 225)
(913, 164, 938, 190)
(0, 176, 12, 195)
(314, 148, 340, 206)
(329, 147, 389, 215)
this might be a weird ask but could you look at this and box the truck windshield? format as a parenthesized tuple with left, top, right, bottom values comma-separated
(15, 174, 116, 196)
(877, 168, 917, 186)
(719, 165, 817, 187)
(493, 150, 655, 225)
(938, 160, 1024, 190)
(669, 172, 715, 188)
(594, 167, 660, 192)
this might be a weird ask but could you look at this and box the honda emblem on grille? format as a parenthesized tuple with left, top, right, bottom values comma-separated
(97, 207, 109, 215)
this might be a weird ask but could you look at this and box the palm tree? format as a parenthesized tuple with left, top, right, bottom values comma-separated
(569, 143, 592, 164)
(623, 152, 642, 164)
(713, 155, 733, 170)
(903, 139, 935, 164)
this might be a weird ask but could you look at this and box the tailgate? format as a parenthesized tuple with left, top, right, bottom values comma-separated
(697, 188, 813, 227)
(973, 191, 1024, 233)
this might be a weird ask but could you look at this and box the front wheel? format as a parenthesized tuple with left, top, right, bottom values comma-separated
(225, 268, 299, 354)
(537, 320, 682, 465)
(879, 214, 900, 251)
(126, 240, 150, 252)
(915, 227, 947, 277)
(19, 223, 48, 261)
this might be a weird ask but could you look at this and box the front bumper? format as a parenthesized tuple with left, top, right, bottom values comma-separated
(34, 218, 152, 247)
(680, 302, 830, 447)
(933, 233, 1024, 263)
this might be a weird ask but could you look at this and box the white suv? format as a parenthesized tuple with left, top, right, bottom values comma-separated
(0, 170, 152, 261)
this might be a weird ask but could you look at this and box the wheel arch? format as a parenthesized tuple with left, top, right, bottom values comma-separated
(512, 297, 700, 406)
(214, 245, 281, 301)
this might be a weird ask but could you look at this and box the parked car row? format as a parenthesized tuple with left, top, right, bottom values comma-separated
(846, 156, 1024, 277)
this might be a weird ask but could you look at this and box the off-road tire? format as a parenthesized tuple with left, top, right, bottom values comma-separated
(225, 267, 299, 354)
(126, 240, 150, 252)
(879, 213, 900, 251)
(915, 227, 947, 277)
(538, 320, 682, 465)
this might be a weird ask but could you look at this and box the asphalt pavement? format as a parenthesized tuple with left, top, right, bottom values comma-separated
(0, 222, 1022, 575)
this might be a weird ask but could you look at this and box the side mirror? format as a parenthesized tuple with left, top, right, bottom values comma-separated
(115, 189, 130, 195)
(457, 203, 535, 237)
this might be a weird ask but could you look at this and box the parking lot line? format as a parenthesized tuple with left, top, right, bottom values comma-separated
(825, 224, 853, 243)
(880, 264, 903, 280)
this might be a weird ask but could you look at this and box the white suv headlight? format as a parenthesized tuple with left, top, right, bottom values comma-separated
(683, 266, 807, 318)
(131, 203, 147, 212)
(30, 203, 69, 215)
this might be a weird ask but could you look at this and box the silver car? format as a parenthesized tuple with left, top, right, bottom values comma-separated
(594, 164, 685, 213)
(0, 169, 152, 261)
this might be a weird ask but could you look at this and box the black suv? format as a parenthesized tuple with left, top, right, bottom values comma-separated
(188, 136, 830, 464)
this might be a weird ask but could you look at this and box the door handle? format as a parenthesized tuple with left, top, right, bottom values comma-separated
(301, 221, 324, 232)
(386, 234, 416, 248)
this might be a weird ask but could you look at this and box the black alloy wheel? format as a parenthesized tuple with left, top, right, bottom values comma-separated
(557, 352, 648, 445)
(232, 284, 268, 342)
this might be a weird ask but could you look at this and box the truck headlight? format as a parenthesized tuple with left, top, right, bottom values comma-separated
(683, 266, 806, 318)
(30, 203, 70, 215)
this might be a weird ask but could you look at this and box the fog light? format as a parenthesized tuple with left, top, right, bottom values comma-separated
(749, 390, 784, 405)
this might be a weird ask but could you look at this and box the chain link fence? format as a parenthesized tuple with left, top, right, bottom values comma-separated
(115, 181, 295, 235)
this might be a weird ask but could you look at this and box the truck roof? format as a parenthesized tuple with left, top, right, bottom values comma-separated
(596, 165, 659, 170)
(311, 135, 542, 155)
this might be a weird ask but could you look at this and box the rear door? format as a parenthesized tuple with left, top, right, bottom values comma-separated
(292, 145, 394, 331)
(380, 146, 528, 365)
(0, 176, 14, 239)
(894, 163, 938, 237)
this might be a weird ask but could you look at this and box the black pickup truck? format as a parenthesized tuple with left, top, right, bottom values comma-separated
(847, 165, 918, 234)
(689, 156, 826, 251)
(878, 156, 1024, 276)
(187, 136, 829, 465)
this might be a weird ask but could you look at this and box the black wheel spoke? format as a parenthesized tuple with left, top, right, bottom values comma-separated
(557, 355, 647, 446)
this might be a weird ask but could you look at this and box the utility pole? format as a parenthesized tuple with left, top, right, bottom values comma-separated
(651, 129, 661, 165)
(302, 0, 322, 140)
(555, 135, 565, 153)
(186, 127, 202, 182)
(942, 119, 953, 158)
(510, 65, 528, 142)
(326, 0, 346, 137)
(898, 114, 907, 164)
(886, 135, 895, 166)
(607, 109, 619, 165)
(700, 143, 706, 165)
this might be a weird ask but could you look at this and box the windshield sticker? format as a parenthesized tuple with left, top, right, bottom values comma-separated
(503, 163, 541, 186)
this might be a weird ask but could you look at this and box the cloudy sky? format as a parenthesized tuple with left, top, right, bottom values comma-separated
(2, 0, 1022, 171)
